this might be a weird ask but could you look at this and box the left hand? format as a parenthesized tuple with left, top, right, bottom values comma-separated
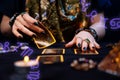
(65, 30, 100, 51)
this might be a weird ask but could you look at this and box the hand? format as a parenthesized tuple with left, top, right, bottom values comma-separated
(12, 12, 44, 38)
(65, 31, 100, 51)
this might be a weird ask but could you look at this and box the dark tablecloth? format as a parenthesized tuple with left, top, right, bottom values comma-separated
(0, 39, 120, 80)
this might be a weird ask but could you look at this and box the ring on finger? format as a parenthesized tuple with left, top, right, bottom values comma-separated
(20, 12, 26, 17)
(83, 38, 90, 44)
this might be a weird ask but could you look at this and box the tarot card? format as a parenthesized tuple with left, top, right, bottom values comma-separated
(42, 48, 65, 54)
(39, 55, 64, 64)
(32, 22, 56, 49)
(39, 48, 65, 64)
(74, 49, 99, 55)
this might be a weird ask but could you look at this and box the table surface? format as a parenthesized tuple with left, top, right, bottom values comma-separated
(0, 39, 120, 80)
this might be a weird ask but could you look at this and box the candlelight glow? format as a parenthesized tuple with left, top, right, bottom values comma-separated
(24, 56, 29, 63)
(82, 20, 86, 27)
(36, 56, 40, 62)
(115, 57, 119, 63)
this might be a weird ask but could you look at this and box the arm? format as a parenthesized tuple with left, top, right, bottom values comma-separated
(0, 15, 12, 36)
(65, 13, 105, 51)
(90, 13, 105, 39)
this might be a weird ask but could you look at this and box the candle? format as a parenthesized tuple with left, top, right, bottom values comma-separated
(11, 56, 40, 80)
(14, 56, 39, 67)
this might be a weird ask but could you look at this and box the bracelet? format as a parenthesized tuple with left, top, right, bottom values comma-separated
(9, 13, 20, 27)
(88, 28, 98, 40)
(75, 27, 98, 40)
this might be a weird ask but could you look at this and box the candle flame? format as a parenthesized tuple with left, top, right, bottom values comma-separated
(24, 56, 29, 63)
(82, 20, 86, 27)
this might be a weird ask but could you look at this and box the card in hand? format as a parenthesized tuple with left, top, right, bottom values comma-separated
(32, 22, 56, 49)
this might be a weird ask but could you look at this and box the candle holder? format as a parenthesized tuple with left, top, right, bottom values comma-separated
(10, 56, 39, 80)
(10, 65, 30, 80)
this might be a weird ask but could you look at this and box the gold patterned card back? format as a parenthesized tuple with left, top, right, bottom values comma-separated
(33, 22, 56, 49)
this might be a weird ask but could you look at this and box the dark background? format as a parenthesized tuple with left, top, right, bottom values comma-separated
(0, 0, 120, 80)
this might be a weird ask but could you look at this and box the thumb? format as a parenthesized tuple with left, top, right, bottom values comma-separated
(65, 37, 76, 48)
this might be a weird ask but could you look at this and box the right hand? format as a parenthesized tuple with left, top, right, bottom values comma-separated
(12, 12, 44, 38)
(65, 30, 100, 51)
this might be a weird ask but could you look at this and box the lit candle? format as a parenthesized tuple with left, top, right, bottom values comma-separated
(14, 56, 39, 67)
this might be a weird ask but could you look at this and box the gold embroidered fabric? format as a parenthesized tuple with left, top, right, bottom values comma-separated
(26, 0, 92, 42)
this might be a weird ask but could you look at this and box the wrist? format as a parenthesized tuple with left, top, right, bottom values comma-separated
(90, 22, 105, 39)
(9, 12, 26, 27)
(75, 27, 98, 40)
(9, 13, 20, 27)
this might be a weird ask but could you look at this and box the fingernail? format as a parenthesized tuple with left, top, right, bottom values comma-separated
(18, 35, 23, 38)
(41, 31, 46, 34)
(32, 34, 37, 37)
(33, 22, 39, 26)
(92, 46, 95, 49)
(78, 43, 81, 48)
(83, 47, 87, 51)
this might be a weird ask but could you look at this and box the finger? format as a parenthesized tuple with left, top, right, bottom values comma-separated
(94, 41, 101, 49)
(81, 40, 88, 51)
(15, 20, 35, 37)
(22, 13, 37, 23)
(12, 24, 23, 38)
(89, 42, 95, 51)
(27, 22, 44, 33)
(65, 37, 76, 48)
(22, 14, 44, 33)
(16, 15, 29, 27)
(76, 37, 82, 48)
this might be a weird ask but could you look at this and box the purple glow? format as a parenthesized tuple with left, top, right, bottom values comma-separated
(20, 48, 33, 57)
(0, 41, 40, 79)
(13, 42, 23, 52)
(86, 10, 97, 17)
(27, 63, 40, 80)
(16, 42, 41, 80)
(3, 42, 10, 50)
(0, 43, 3, 48)
(104, 18, 109, 29)
(117, 21, 120, 28)
(80, 0, 91, 12)
(110, 18, 120, 29)
(27, 71, 40, 80)
(87, 10, 120, 30)
(86, 10, 98, 22)
(31, 64, 39, 70)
